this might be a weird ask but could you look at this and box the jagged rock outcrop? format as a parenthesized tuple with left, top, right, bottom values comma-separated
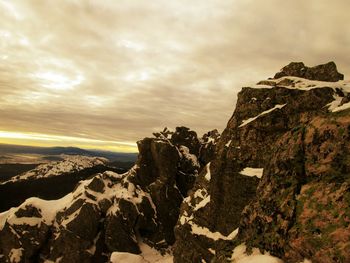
(174, 62, 350, 262)
(274, 61, 344, 82)
(0, 127, 219, 263)
(238, 113, 350, 262)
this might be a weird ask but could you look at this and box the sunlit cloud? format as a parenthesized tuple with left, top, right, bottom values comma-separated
(34, 71, 84, 90)
(0, 0, 23, 20)
(0, 0, 349, 152)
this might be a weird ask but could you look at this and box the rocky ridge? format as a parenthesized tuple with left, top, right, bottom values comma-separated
(1, 155, 108, 185)
(0, 127, 219, 263)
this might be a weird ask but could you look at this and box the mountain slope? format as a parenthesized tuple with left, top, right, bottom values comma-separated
(0, 128, 219, 263)
(1, 155, 108, 184)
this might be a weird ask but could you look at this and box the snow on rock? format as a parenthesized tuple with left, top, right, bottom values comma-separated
(256, 76, 350, 92)
(225, 140, 232, 147)
(0, 167, 147, 232)
(332, 101, 350, 112)
(239, 104, 286, 127)
(110, 242, 173, 263)
(231, 243, 283, 263)
(110, 252, 144, 263)
(239, 167, 264, 179)
(2, 155, 108, 184)
(0, 178, 93, 230)
(193, 195, 210, 211)
(190, 222, 238, 241)
(326, 95, 343, 112)
(255, 76, 350, 114)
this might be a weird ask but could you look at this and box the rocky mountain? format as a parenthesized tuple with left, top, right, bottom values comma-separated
(0, 127, 219, 263)
(0, 144, 137, 163)
(0, 62, 349, 263)
(1, 155, 108, 185)
(0, 156, 132, 213)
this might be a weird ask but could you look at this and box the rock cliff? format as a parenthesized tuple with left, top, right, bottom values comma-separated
(173, 62, 350, 262)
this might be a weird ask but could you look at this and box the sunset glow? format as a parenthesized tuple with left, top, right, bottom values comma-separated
(0, 131, 137, 153)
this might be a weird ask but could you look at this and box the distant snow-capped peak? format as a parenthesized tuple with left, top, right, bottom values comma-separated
(1, 155, 108, 184)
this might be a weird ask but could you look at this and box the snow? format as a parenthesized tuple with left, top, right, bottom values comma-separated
(326, 95, 343, 111)
(1, 154, 108, 184)
(189, 221, 238, 241)
(255, 76, 350, 92)
(326, 94, 350, 112)
(239, 104, 286, 127)
(239, 167, 264, 179)
(180, 177, 239, 242)
(9, 248, 23, 263)
(110, 242, 173, 263)
(225, 140, 232, 147)
(194, 189, 206, 199)
(0, 178, 93, 230)
(204, 163, 211, 181)
(193, 195, 210, 211)
(110, 252, 144, 263)
(231, 244, 283, 263)
(332, 101, 350, 112)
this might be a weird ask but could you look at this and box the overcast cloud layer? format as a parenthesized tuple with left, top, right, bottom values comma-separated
(0, 0, 349, 151)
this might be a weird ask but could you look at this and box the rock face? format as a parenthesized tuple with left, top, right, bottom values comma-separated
(173, 62, 350, 262)
(274, 61, 344, 82)
(0, 127, 219, 263)
(238, 114, 350, 263)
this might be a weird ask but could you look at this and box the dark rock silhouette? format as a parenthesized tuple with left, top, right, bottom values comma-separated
(0, 127, 217, 262)
(274, 61, 344, 82)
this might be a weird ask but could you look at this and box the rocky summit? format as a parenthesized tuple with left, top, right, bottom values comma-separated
(0, 62, 349, 263)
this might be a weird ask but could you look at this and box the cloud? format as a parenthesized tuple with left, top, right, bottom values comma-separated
(0, 0, 349, 151)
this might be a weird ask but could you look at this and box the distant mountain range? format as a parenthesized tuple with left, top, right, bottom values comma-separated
(0, 143, 137, 162)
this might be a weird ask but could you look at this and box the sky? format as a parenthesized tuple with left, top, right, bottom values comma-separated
(0, 0, 349, 152)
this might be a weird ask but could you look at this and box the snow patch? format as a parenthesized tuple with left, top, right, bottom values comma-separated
(190, 221, 238, 241)
(110, 242, 173, 263)
(326, 95, 343, 111)
(231, 243, 283, 263)
(332, 101, 350, 112)
(0, 179, 92, 230)
(225, 140, 232, 147)
(239, 167, 264, 179)
(255, 76, 350, 92)
(239, 104, 286, 127)
(193, 195, 210, 211)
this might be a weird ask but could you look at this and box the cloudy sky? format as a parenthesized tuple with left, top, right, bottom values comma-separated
(0, 0, 349, 152)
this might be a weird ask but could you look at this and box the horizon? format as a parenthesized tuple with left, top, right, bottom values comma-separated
(0, 141, 138, 154)
(1, 0, 349, 151)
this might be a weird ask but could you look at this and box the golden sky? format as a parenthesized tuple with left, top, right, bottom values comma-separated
(0, 0, 349, 152)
